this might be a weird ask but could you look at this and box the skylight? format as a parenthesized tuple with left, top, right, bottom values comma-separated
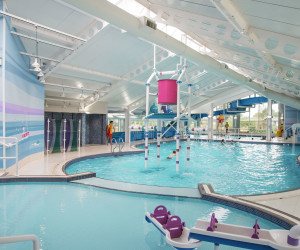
(107, 0, 210, 56)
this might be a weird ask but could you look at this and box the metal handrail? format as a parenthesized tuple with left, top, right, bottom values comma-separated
(0, 234, 39, 250)
(0, 137, 18, 175)
(118, 138, 125, 152)
(111, 138, 118, 152)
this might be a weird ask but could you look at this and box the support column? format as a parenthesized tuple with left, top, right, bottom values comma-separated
(233, 114, 240, 136)
(63, 119, 66, 152)
(125, 109, 130, 145)
(278, 103, 284, 130)
(145, 82, 150, 168)
(2, 1, 7, 169)
(78, 119, 81, 152)
(248, 107, 251, 133)
(157, 120, 161, 164)
(176, 80, 181, 172)
(187, 83, 192, 168)
(47, 118, 50, 154)
(266, 99, 272, 141)
(208, 103, 214, 140)
(236, 113, 241, 129)
(197, 117, 201, 127)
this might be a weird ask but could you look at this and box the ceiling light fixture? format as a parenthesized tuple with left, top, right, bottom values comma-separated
(33, 66, 42, 72)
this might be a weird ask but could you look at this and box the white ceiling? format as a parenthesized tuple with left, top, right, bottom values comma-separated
(5, 0, 300, 114)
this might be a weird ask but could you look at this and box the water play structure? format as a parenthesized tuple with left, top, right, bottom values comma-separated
(146, 206, 300, 250)
(143, 46, 194, 171)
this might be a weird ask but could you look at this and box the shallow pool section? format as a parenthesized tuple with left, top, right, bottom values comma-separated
(66, 141, 300, 195)
(0, 183, 283, 250)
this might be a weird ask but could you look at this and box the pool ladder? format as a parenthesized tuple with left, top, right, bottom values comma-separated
(111, 138, 125, 152)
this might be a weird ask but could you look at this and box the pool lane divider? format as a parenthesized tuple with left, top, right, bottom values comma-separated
(198, 183, 300, 230)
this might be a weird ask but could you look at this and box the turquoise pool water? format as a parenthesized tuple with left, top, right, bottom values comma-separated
(0, 183, 283, 250)
(66, 141, 300, 195)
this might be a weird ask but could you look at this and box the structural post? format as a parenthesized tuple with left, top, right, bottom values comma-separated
(15, 139, 18, 176)
(278, 103, 284, 130)
(145, 82, 150, 168)
(248, 107, 251, 133)
(2, 1, 6, 169)
(233, 114, 240, 136)
(176, 80, 181, 171)
(187, 83, 192, 168)
(292, 127, 296, 155)
(208, 103, 214, 140)
(266, 99, 272, 141)
(197, 116, 201, 127)
(233, 115, 237, 130)
(47, 118, 50, 154)
(63, 119, 66, 153)
(157, 120, 161, 164)
(125, 109, 130, 145)
(78, 119, 81, 152)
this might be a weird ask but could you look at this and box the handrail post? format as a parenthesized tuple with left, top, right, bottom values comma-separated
(78, 119, 81, 152)
(111, 138, 118, 152)
(15, 138, 18, 176)
(0, 137, 18, 176)
(47, 118, 50, 155)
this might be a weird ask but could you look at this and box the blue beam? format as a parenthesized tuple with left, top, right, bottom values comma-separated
(230, 97, 268, 108)
(192, 97, 268, 119)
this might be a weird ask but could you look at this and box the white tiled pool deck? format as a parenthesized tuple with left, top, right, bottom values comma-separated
(7, 143, 142, 176)
(2, 137, 300, 222)
(240, 189, 300, 219)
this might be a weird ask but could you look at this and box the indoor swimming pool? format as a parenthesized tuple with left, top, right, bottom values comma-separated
(66, 141, 300, 195)
(0, 183, 283, 250)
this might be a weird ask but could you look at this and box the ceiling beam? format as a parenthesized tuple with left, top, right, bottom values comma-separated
(54, 0, 300, 109)
(3, 11, 86, 42)
(19, 52, 60, 62)
(191, 87, 252, 113)
(44, 19, 107, 78)
(59, 64, 145, 85)
(100, 50, 172, 104)
(209, 0, 281, 73)
(49, 73, 111, 86)
(11, 31, 74, 51)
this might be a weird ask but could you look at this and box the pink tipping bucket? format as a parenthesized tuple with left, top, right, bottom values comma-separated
(158, 79, 177, 105)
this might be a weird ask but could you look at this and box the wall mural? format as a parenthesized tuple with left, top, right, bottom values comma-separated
(0, 9, 44, 168)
